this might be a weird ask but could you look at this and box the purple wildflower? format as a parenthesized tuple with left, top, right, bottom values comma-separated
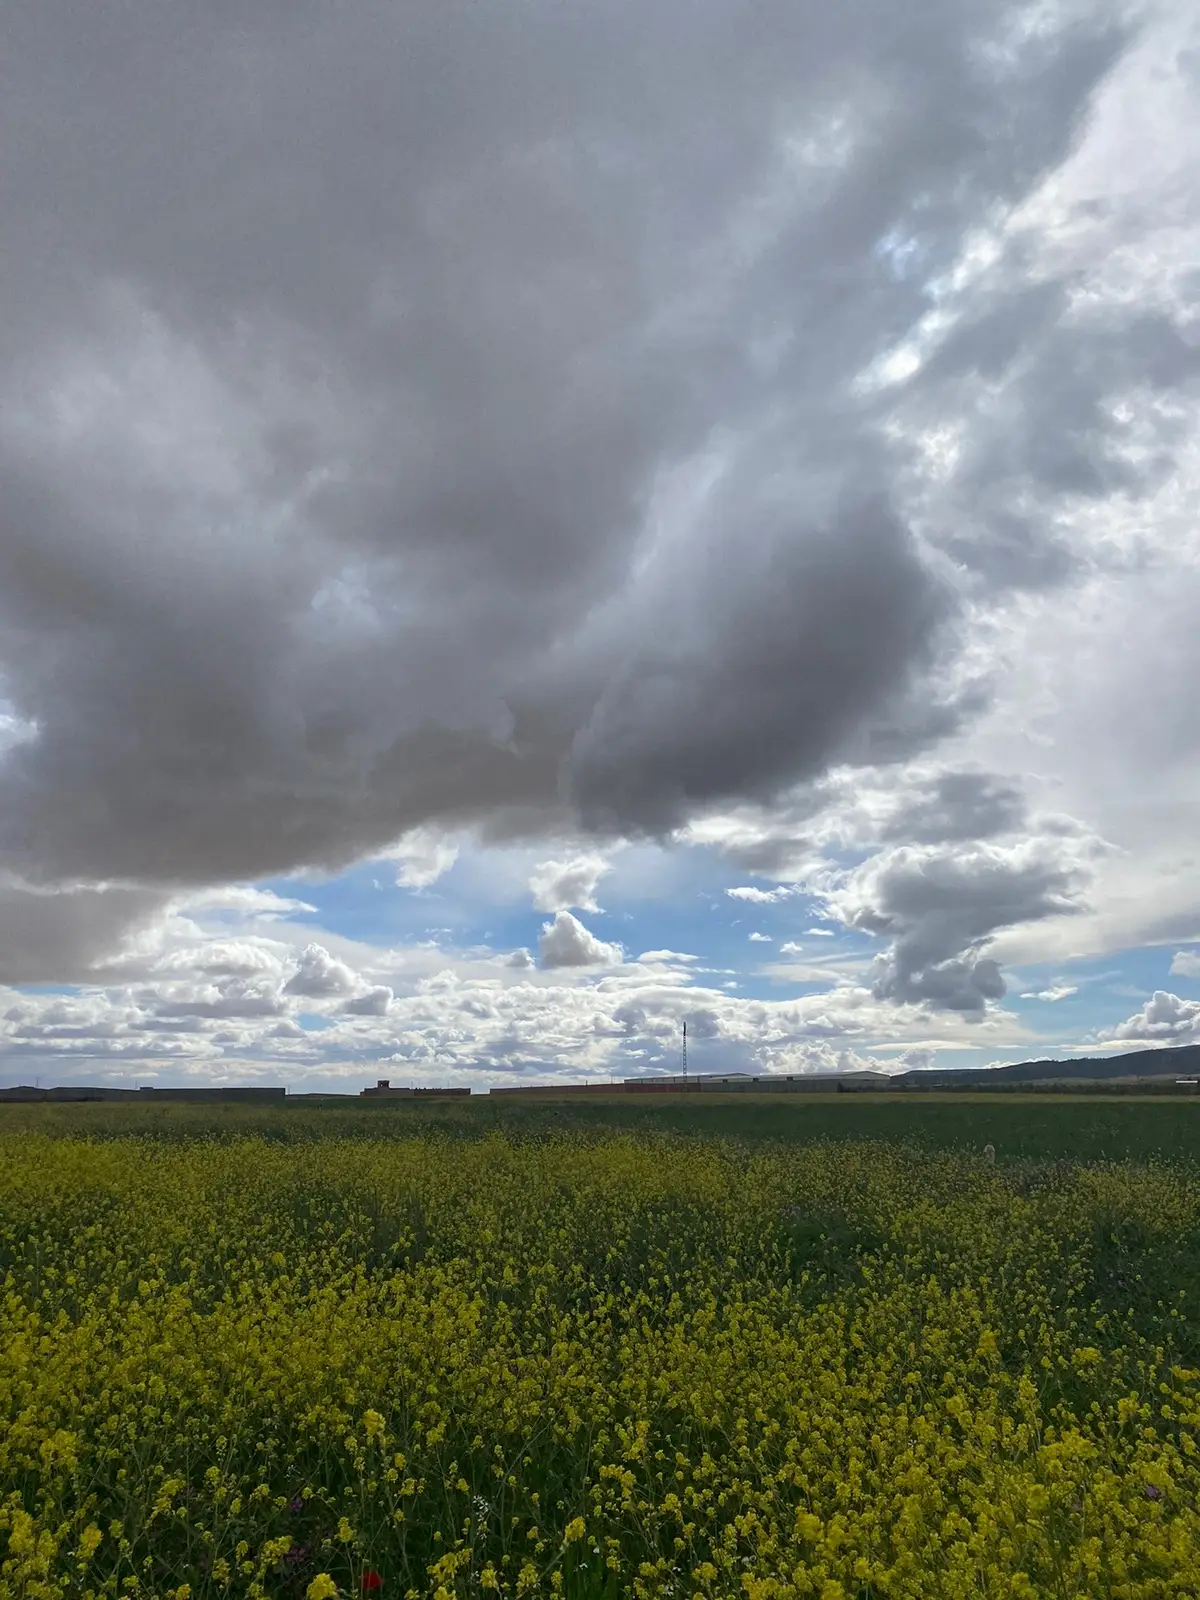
(289, 1495, 305, 1513)
(1144, 1484, 1164, 1502)
(284, 1542, 313, 1567)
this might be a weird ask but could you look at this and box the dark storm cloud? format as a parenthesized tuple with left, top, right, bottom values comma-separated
(565, 496, 952, 835)
(0, 881, 168, 986)
(0, 1, 1132, 923)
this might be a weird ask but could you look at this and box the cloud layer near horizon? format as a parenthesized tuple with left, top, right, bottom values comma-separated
(2, 0, 1200, 1078)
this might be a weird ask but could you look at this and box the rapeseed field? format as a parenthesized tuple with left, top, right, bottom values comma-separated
(2, 1111, 1199, 1598)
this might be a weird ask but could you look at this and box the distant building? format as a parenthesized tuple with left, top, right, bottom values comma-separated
(360, 1079, 470, 1098)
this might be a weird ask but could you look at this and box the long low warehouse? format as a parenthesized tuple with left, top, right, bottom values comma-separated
(490, 1071, 892, 1095)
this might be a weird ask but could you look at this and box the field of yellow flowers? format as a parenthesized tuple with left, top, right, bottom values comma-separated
(2, 1108, 1199, 1598)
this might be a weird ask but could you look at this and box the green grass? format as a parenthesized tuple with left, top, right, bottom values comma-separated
(3, 1090, 1199, 1163)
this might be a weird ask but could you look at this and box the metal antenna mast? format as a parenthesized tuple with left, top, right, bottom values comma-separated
(682, 1020, 688, 1085)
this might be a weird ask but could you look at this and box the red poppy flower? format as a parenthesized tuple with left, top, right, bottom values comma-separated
(361, 1571, 383, 1592)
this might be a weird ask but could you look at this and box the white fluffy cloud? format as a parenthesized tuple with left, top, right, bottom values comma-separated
(0, 901, 1045, 1086)
(530, 853, 614, 914)
(391, 829, 460, 890)
(1099, 990, 1200, 1044)
(153, 941, 286, 978)
(283, 944, 359, 999)
(538, 912, 624, 970)
(1170, 949, 1200, 979)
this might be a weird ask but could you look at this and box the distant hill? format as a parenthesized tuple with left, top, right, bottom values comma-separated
(894, 1041, 1200, 1088)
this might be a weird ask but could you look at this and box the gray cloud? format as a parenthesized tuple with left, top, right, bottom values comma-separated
(831, 839, 1089, 1015)
(342, 986, 393, 1018)
(710, 832, 822, 881)
(0, 0, 1136, 935)
(564, 496, 956, 835)
(880, 770, 1027, 845)
(151, 977, 287, 1022)
(0, 879, 168, 986)
(688, 762, 1034, 882)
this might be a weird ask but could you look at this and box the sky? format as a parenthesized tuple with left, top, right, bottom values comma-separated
(1, 0, 1199, 1091)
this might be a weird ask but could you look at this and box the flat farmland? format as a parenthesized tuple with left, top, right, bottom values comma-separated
(2, 1097, 1199, 1598)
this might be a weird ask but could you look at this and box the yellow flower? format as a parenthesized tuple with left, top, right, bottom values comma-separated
(6, 1104, 1200, 1597)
